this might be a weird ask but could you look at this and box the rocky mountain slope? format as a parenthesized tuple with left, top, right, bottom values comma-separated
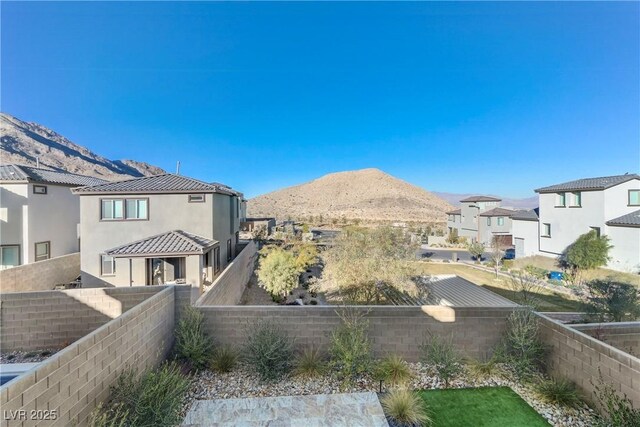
(247, 168, 454, 223)
(0, 113, 165, 180)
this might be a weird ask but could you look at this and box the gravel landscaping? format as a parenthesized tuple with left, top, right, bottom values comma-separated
(182, 362, 597, 427)
(0, 349, 58, 364)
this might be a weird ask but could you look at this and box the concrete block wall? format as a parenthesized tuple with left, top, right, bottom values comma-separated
(1, 286, 166, 351)
(0, 286, 175, 427)
(537, 314, 640, 409)
(572, 322, 640, 358)
(197, 305, 516, 361)
(196, 241, 257, 306)
(0, 253, 80, 293)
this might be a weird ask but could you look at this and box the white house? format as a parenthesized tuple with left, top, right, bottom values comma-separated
(0, 164, 106, 269)
(512, 173, 640, 273)
(446, 196, 516, 245)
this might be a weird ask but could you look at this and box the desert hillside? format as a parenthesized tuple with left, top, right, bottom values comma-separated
(247, 168, 454, 223)
(0, 113, 165, 180)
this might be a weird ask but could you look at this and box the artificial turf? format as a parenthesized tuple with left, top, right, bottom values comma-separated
(418, 387, 551, 427)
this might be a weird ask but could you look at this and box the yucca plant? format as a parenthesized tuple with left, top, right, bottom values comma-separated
(381, 389, 431, 427)
(535, 378, 581, 407)
(294, 347, 326, 378)
(210, 345, 238, 373)
(375, 355, 412, 386)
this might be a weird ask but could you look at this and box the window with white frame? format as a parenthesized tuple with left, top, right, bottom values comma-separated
(101, 255, 116, 276)
(0, 245, 20, 270)
(555, 193, 566, 207)
(101, 199, 124, 220)
(569, 192, 581, 207)
(125, 199, 148, 219)
(101, 198, 147, 220)
(497, 217, 505, 226)
(35, 241, 50, 262)
(629, 190, 640, 206)
(542, 223, 551, 237)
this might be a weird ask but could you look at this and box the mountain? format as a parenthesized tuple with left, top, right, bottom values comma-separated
(433, 192, 539, 209)
(0, 113, 165, 180)
(247, 168, 454, 223)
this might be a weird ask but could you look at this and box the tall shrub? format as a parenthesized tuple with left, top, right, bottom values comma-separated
(500, 308, 546, 379)
(174, 306, 213, 371)
(585, 279, 640, 322)
(243, 320, 294, 382)
(257, 247, 301, 299)
(328, 309, 372, 385)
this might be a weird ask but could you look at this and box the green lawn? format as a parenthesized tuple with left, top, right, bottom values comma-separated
(419, 387, 550, 427)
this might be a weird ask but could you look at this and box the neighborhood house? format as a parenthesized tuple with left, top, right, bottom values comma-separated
(446, 195, 517, 245)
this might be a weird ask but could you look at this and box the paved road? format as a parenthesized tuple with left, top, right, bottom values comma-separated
(417, 245, 479, 262)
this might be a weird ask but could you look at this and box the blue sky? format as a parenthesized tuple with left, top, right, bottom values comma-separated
(2, 2, 638, 198)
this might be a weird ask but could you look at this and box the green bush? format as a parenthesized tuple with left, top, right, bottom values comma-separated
(523, 265, 549, 280)
(174, 306, 213, 371)
(381, 389, 431, 426)
(585, 279, 640, 322)
(243, 320, 294, 382)
(500, 309, 546, 379)
(374, 355, 412, 386)
(329, 310, 372, 385)
(294, 347, 326, 378)
(210, 345, 238, 373)
(534, 378, 581, 407)
(420, 335, 462, 387)
(89, 362, 190, 427)
(466, 358, 501, 380)
(592, 372, 640, 427)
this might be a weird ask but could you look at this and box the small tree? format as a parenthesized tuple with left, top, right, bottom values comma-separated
(257, 248, 301, 299)
(489, 236, 506, 278)
(446, 228, 459, 244)
(468, 241, 485, 261)
(293, 243, 318, 270)
(585, 279, 640, 322)
(508, 271, 543, 308)
(561, 230, 612, 285)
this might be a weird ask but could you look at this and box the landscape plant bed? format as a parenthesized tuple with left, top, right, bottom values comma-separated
(416, 386, 550, 427)
(182, 362, 597, 426)
(0, 349, 58, 364)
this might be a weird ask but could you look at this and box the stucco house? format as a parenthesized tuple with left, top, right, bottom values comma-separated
(0, 164, 106, 270)
(512, 173, 640, 273)
(72, 173, 244, 299)
(446, 196, 516, 245)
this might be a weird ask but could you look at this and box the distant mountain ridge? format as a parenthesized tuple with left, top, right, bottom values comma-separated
(0, 113, 165, 180)
(247, 168, 454, 223)
(433, 191, 538, 209)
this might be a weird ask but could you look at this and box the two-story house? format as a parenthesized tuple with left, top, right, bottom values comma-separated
(512, 173, 640, 272)
(0, 164, 106, 269)
(446, 196, 515, 244)
(72, 173, 244, 299)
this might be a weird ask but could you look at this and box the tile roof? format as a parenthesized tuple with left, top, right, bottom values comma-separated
(106, 230, 218, 257)
(459, 195, 502, 202)
(511, 208, 540, 222)
(0, 164, 107, 187)
(606, 209, 640, 228)
(535, 174, 640, 193)
(72, 173, 237, 195)
(478, 207, 517, 217)
(446, 208, 462, 215)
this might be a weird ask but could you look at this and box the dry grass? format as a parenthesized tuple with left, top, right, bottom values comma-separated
(413, 262, 583, 312)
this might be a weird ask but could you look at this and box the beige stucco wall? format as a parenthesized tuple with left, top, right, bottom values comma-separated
(0, 252, 80, 293)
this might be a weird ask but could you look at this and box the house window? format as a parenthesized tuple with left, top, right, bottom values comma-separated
(188, 194, 205, 203)
(555, 193, 566, 207)
(0, 245, 20, 270)
(497, 217, 505, 226)
(33, 185, 47, 194)
(125, 199, 148, 219)
(569, 192, 582, 207)
(629, 190, 640, 206)
(214, 247, 220, 273)
(35, 241, 50, 262)
(227, 239, 232, 261)
(487, 217, 491, 226)
(590, 227, 601, 238)
(542, 223, 551, 237)
(101, 255, 116, 276)
(101, 199, 124, 220)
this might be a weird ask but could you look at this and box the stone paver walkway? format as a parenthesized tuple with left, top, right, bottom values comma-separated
(182, 392, 389, 427)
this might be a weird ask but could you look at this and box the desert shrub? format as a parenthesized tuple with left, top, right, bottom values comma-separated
(210, 345, 238, 373)
(420, 335, 462, 387)
(375, 355, 412, 386)
(174, 306, 213, 371)
(500, 309, 546, 379)
(257, 247, 301, 299)
(89, 362, 190, 427)
(534, 378, 581, 407)
(467, 242, 485, 260)
(243, 320, 294, 382)
(584, 279, 640, 322)
(381, 389, 431, 427)
(502, 259, 514, 269)
(524, 265, 549, 279)
(294, 347, 326, 378)
(328, 309, 372, 384)
(508, 271, 543, 308)
(592, 372, 640, 427)
(466, 358, 501, 380)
